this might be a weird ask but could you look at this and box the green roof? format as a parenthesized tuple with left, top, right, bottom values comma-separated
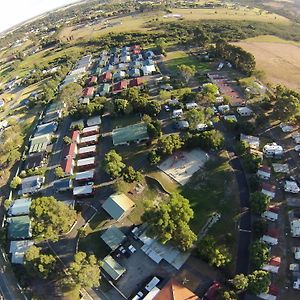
(101, 226, 126, 251)
(102, 255, 126, 280)
(7, 216, 31, 240)
(112, 122, 149, 146)
(102, 193, 135, 220)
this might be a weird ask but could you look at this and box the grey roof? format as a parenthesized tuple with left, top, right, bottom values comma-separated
(102, 255, 126, 280)
(9, 240, 34, 264)
(21, 175, 44, 194)
(34, 122, 57, 137)
(7, 198, 32, 216)
(7, 216, 32, 240)
(101, 226, 126, 251)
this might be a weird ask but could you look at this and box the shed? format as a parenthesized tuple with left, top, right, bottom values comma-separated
(240, 133, 260, 149)
(99, 83, 111, 96)
(101, 226, 126, 251)
(7, 198, 32, 216)
(237, 106, 253, 117)
(73, 185, 94, 197)
(102, 255, 126, 281)
(79, 134, 99, 146)
(7, 216, 32, 240)
(291, 219, 300, 237)
(102, 193, 135, 220)
(75, 169, 95, 182)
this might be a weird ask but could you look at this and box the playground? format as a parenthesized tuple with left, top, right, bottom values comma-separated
(158, 149, 209, 186)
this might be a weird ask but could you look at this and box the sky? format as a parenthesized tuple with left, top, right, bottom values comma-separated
(0, 0, 80, 33)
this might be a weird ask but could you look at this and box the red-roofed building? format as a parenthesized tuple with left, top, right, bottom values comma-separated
(269, 285, 279, 296)
(100, 72, 112, 82)
(262, 182, 276, 199)
(82, 87, 95, 98)
(257, 165, 271, 180)
(204, 282, 221, 300)
(129, 77, 144, 87)
(61, 157, 75, 175)
(112, 80, 128, 94)
(131, 45, 141, 50)
(88, 76, 98, 86)
(63, 143, 78, 159)
(71, 130, 80, 143)
(269, 205, 279, 213)
(262, 256, 281, 273)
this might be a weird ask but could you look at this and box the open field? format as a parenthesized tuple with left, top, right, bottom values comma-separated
(235, 35, 300, 90)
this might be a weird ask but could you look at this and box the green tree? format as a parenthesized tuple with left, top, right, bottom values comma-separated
(144, 101, 161, 117)
(123, 166, 143, 183)
(250, 192, 270, 215)
(243, 151, 262, 173)
(103, 150, 125, 179)
(142, 193, 196, 251)
(30, 197, 77, 242)
(247, 270, 270, 295)
(63, 136, 72, 144)
(159, 90, 171, 101)
(55, 166, 66, 178)
(203, 83, 219, 96)
(114, 99, 133, 115)
(210, 246, 232, 267)
(147, 120, 162, 139)
(252, 219, 268, 238)
(10, 176, 22, 189)
(236, 141, 249, 155)
(59, 83, 82, 108)
(249, 240, 270, 268)
(231, 274, 248, 292)
(217, 289, 237, 300)
(148, 150, 161, 165)
(177, 64, 196, 83)
(157, 134, 183, 155)
(186, 108, 205, 130)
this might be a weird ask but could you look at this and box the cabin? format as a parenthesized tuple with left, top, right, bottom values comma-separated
(76, 157, 95, 171)
(79, 134, 99, 146)
(81, 125, 100, 137)
(75, 169, 95, 182)
(78, 145, 97, 158)
(73, 185, 94, 198)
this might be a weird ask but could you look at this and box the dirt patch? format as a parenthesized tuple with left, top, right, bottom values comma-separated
(235, 41, 300, 91)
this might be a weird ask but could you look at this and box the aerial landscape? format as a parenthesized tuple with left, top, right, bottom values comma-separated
(1, 0, 300, 299)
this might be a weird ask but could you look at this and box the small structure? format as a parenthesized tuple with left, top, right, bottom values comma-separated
(112, 123, 149, 146)
(262, 256, 281, 274)
(7, 216, 31, 240)
(81, 125, 100, 137)
(261, 229, 279, 246)
(100, 72, 112, 82)
(172, 109, 183, 119)
(34, 122, 57, 137)
(63, 143, 78, 159)
(272, 163, 289, 173)
(79, 134, 99, 146)
(176, 120, 189, 130)
(102, 255, 126, 281)
(263, 143, 284, 158)
(261, 182, 276, 199)
(224, 115, 237, 122)
(129, 77, 144, 87)
(29, 134, 51, 153)
(53, 178, 72, 192)
(284, 181, 300, 194)
(185, 102, 198, 110)
(20, 175, 45, 195)
(75, 169, 95, 182)
(76, 157, 95, 171)
(257, 166, 271, 180)
(87, 76, 98, 86)
(9, 240, 34, 264)
(112, 80, 128, 94)
(129, 68, 140, 78)
(7, 198, 32, 217)
(291, 219, 300, 237)
(82, 87, 95, 98)
(218, 104, 230, 114)
(101, 226, 126, 251)
(113, 70, 126, 81)
(102, 193, 135, 220)
(73, 185, 94, 198)
(87, 116, 101, 127)
(262, 206, 279, 222)
(78, 145, 97, 158)
(237, 106, 253, 117)
(240, 133, 260, 149)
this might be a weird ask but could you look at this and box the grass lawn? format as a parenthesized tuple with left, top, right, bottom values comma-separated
(164, 50, 211, 74)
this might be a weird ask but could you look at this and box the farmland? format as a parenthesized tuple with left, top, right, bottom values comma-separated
(235, 35, 300, 90)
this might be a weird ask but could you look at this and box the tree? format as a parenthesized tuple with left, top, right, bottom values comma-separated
(252, 219, 268, 238)
(186, 108, 205, 130)
(203, 83, 219, 97)
(247, 270, 270, 295)
(10, 176, 22, 189)
(198, 235, 216, 260)
(24, 246, 57, 279)
(114, 99, 133, 115)
(142, 193, 196, 251)
(144, 101, 161, 117)
(59, 83, 82, 108)
(177, 64, 196, 83)
(148, 150, 161, 165)
(55, 166, 66, 178)
(250, 192, 270, 215)
(217, 289, 237, 300)
(103, 150, 125, 179)
(197, 130, 224, 151)
(243, 151, 262, 173)
(63, 136, 72, 144)
(210, 246, 232, 267)
(231, 274, 248, 292)
(159, 90, 171, 101)
(123, 166, 143, 183)
(147, 121, 162, 139)
(157, 134, 183, 155)
(64, 252, 101, 290)
(236, 141, 249, 155)
(30, 196, 77, 242)
(249, 240, 270, 268)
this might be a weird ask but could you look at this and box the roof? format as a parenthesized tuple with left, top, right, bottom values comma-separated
(102, 255, 126, 280)
(80, 134, 99, 144)
(129, 77, 144, 87)
(262, 182, 276, 194)
(7, 198, 32, 216)
(78, 145, 96, 155)
(24, 152, 44, 169)
(258, 165, 271, 175)
(87, 116, 101, 126)
(113, 80, 128, 93)
(101, 226, 126, 251)
(240, 133, 260, 148)
(7, 215, 31, 240)
(75, 169, 95, 181)
(88, 76, 98, 85)
(77, 157, 95, 167)
(9, 240, 34, 264)
(53, 178, 72, 191)
(71, 120, 84, 129)
(21, 175, 44, 194)
(82, 125, 99, 134)
(71, 130, 80, 142)
(73, 185, 93, 196)
(82, 87, 95, 98)
(102, 193, 135, 220)
(153, 279, 199, 300)
(237, 106, 253, 115)
(61, 157, 74, 174)
(63, 143, 77, 159)
(30, 134, 51, 146)
(112, 122, 149, 146)
(34, 122, 57, 137)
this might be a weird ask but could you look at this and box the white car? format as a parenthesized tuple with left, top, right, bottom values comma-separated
(118, 246, 126, 254)
(128, 245, 137, 254)
(295, 145, 300, 152)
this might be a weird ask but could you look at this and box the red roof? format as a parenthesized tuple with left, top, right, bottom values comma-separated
(270, 256, 281, 267)
(61, 157, 74, 174)
(259, 165, 271, 173)
(268, 228, 279, 238)
(131, 45, 141, 50)
(101, 72, 112, 81)
(82, 87, 95, 97)
(204, 282, 221, 300)
(269, 205, 279, 213)
(268, 285, 279, 296)
(88, 76, 97, 85)
(133, 49, 141, 55)
(262, 182, 276, 193)
(63, 143, 76, 159)
(130, 77, 144, 87)
(113, 80, 128, 93)
(71, 130, 80, 143)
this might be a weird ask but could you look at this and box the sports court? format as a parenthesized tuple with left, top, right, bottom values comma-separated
(158, 149, 209, 185)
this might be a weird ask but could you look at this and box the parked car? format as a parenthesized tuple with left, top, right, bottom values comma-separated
(132, 291, 143, 300)
(164, 105, 170, 112)
(128, 245, 137, 254)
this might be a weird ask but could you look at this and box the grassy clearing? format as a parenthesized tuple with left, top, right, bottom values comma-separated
(242, 34, 300, 45)
(146, 170, 179, 194)
(164, 50, 210, 74)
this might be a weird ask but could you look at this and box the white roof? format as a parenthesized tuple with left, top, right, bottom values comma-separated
(9, 240, 34, 264)
(263, 143, 283, 154)
(262, 264, 279, 274)
(73, 185, 93, 195)
(291, 219, 300, 237)
(75, 169, 95, 181)
(240, 133, 260, 148)
(77, 157, 95, 167)
(262, 210, 278, 221)
(262, 188, 276, 199)
(257, 169, 271, 179)
(173, 109, 183, 115)
(185, 102, 198, 109)
(224, 115, 237, 122)
(70, 119, 84, 128)
(145, 277, 160, 292)
(78, 145, 96, 154)
(261, 235, 278, 245)
(87, 116, 101, 126)
(237, 106, 253, 115)
(284, 181, 300, 193)
(80, 134, 99, 143)
(82, 125, 99, 134)
(143, 287, 160, 299)
(258, 293, 276, 300)
(218, 104, 230, 112)
(272, 163, 289, 173)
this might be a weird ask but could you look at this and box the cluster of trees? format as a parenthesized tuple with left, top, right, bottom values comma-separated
(30, 196, 77, 242)
(177, 64, 196, 83)
(250, 192, 271, 215)
(142, 192, 197, 251)
(103, 150, 142, 183)
(59, 82, 82, 109)
(250, 240, 270, 268)
(216, 40, 256, 75)
(198, 235, 232, 268)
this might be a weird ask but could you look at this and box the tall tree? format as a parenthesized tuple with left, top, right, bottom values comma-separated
(247, 270, 270, 295)
(186, 108, 205, 130)
(177, 64, 196, 83)
(157, 134, 183, 155)
(250, 192, 270, 215)
(249, 240, 270, 268)
(231, 274, 249, 292)
(59, 82, 82, 108)
(103, 150, 125, 179)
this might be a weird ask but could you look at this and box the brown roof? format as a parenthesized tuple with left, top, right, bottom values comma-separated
(153, 279, 199, 300)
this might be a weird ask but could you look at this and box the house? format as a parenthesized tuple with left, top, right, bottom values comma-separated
(128, 68, 140, 78)
(9, 240, 34, 264)
(100, 72, 112, 82)
(263, 143, 284, 158)
(237, 106, 253, 117)
(262, 206, 279, 222)
(7, 216, 32, 240)
(63, 143, 78, 159)
(145, 50, 155, 59)
(120, 55, 131, 63)
(186, 102, 198, 110)
(144, 58, 154, 66)
(29, 134, 51, 153)
(240, 133, 260, 149)
(102, 193, 135, 220)
(20, 175, 45, 195)
(291, 219, 300, 237)
(42, 110, 62, 124)
(172, 109, 183, 119)
(101, 226, 126, 251)
(78, 145, 97, 158)
(261, 229, 279, 246)
(61, 157, 75, 175)
(113, 70, 126, 81)
(82, 87, 95, 98)
(153, 278, 199, 300)
(262, 256, 281, 273)
(76, 157, 95, 171)
(75, 169, 95, 182)
(73, 185, 94, 198)
(79, 134, 99, 146)
(87, 116, 101, 127)
(294, 247, 300, 260)
(112, 123, 149, 146)
(102, 255, 126, 281)
(284, 180, 300, 193)
(7, 198, 32, 216)
(129, 77, 144, 87)
(81, 125, 100, 137)
(88, 76, 98, 86)
(24, 152, 45, 169)
(262, 182, 276, 199)
(117, 63, 129, 71)
(53, 178, 73, 192)
(112, 80, 128, 94)
(257, 166, 271, 180)
(98, 83, 111, 96)
(34, 122, 58, 137)
(142, 64, 156, 75)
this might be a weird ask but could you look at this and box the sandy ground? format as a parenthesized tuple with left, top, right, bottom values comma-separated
(235, 41, 300, 91)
